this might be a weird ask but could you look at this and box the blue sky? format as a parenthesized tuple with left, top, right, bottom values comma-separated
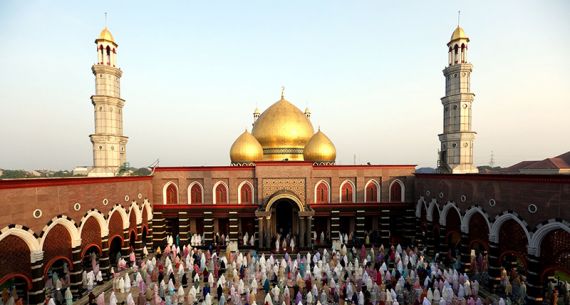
(0, 0, 569, 170)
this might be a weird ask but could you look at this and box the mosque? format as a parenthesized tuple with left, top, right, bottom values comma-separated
(0, 24, 568, 305)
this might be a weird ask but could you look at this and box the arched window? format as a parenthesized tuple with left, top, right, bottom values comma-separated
(189, 182, 203, 204)
(239, 182, 253, 204)
(315, 181, 329, 203)
(340, 180, 355, 203)
(389, 180, 405, 202)
(365, 180, 379, 203)
(106, 45, 111, 65)
(214, 182, 228, 204)
(163, 182, 178, 204)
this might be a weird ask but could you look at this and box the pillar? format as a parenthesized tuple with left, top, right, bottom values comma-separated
(122, 229, 130, 261)
(439, 225, 448, 263)
(426, 221, 435, 258)
(380, 208, 391, 246)
(265, 217, 271, 248)
(415, 217, 424, 251)
(229, 211, 239, 242)
(330, 210, 340, 242)
(70, 245, 83, 299)
(487, 240, 501, 292)
(403, 208, 416, 245)
(525, 253, 543, 305)
(146, 220, 154, 254)
(203, 211, 214, 245)
(178, 211, 189, 246)
(100, 236, 110, 280)
(134, 224, 143, 259)
(459, 231, 471, 273)
(306, 217, 313, 248)
(355, 210, 366, 245)
(299, 217, 306, 248)
(29, 251, 44, 305)
(152, 211, 166, 250)
(258, 217, 264, 248)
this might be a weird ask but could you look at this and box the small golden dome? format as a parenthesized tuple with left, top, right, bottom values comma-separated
(450, 26, 469, 42)
(303, 129, 336, 162)
(98, 27, 115, 43)
(252, 97, 315, 161)
(230, 130, 263, 163)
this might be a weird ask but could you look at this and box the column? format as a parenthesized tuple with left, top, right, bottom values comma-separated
(258, 217, 264, 248)
(459, 231, 471, 273)
(122, 229, 130, 261)
(306, 217, 312, 249)
(29, 251, 44, 305)
(229, 211, 239, 242)
(330, 210, 340, 242)
(415, 217, 424, 251)
(178, 211, 189, 246)
(152, 211, 165, 250)
(439, 225, 448, 263)
(100, 236, 110, 280)
(146, 220, 154, 254)
(265, 217, 271, 249)
(299, 217, 306, 248)
(487, 240, 501, 292)
(355, 210, 366, 245)
(380, 208, 391, 246)
(134, 225, 143, 259)
(525, 253, 543, 305)
(403, 208, 416, 245)
(426, 221, 435, 258)
(203, 211, 214, 245)
(70, 245, 83, 299)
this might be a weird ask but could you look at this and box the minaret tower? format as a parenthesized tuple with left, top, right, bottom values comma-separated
(88, 27, 128, 177)
(437, 24, 478, 174)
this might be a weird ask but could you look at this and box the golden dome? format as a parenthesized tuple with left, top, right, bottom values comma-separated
(303, 129, 336, 162)
(252, 97, 315, 161)
(97, 27, 115, 43)
(230, 130, 263, 163)
(450, 26, 469, 43)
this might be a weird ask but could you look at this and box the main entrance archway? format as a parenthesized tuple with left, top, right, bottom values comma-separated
(274, 199, 298, 237)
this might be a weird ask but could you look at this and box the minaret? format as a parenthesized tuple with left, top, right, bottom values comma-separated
(88, 27, 128, 177)
(437, 25, 478, 174)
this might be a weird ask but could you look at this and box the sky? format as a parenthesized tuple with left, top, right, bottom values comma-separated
(0, 0, 569, 170)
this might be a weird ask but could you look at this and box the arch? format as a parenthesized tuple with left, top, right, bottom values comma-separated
(265, 192, 304, 212)
(141, 199, 153, 221)
(80, 243, 102, 258)
(163, 181, 179, 204)
(339, 180, 355, 203)
(0, 226, 40, 252)
(426, 199, 439, 222)
(529, 220, 570, 257)
(462, 206, 491, 234)
(79, 209, 108, 237)
(439, 202, 463, 227)
(107, 204, 129, 230)
(389, 179, 405, 202)
(188, 181, 204, 204)
(0, 274, 32, 290)
(364, 179, 380, 203)
(238, 181, 255, 204)
(128, 201, 142, 225)
(314, 180, 330, 204)
(44, 255, 73, 277)
(40, 216, 80, 249)
(213, 181, 228, 204)
(490, 212, 531, 244)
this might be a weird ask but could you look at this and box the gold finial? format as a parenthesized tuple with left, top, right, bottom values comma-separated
(105, 12, 108, 27)
(281, 86, 285, 99)
(457, 10, 461, 27)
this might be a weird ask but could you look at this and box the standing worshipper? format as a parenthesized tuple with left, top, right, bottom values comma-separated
(64, 287, 73, 305)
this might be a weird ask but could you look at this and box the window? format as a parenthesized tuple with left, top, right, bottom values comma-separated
(365, 180, 379, 203)
(340, 181, 354, 203)
(189, 183, 203, 204)
(214, 182, 228, 204)
(165, 183, 178, 204)
(315, 181, 329, 203)
(389, 180, 404, 202)
(239, 182, 253, 204)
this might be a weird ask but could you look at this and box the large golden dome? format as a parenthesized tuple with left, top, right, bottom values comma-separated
(97, 27, 116, 43)
(303, 129, 336, 163)
(252, 97, 314, 161)
(230, 130, 263, 163)
(450, 26, 469, 43)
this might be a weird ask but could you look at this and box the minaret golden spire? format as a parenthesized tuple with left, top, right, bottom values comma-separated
(105, 12, 108, 27)
(457, 10, 461, 26)
(281, 86, 285, 99)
